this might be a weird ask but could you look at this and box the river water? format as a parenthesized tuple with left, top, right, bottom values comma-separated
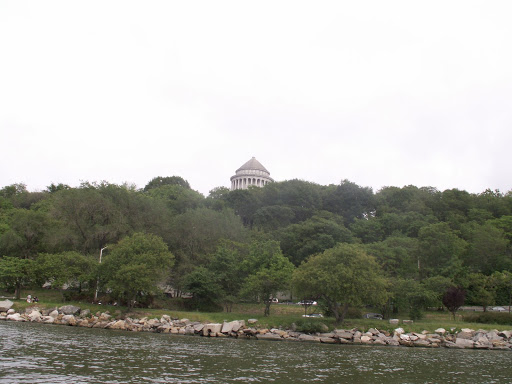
(1, 321, 512, 383)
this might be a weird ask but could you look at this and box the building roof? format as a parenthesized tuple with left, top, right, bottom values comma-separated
(236, 157, 270, 174)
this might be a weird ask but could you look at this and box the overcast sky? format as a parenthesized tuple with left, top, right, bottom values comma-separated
(1, 1, 511, 196)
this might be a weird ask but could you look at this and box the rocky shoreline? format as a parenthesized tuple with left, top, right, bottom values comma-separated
(2, 303, 512, 351)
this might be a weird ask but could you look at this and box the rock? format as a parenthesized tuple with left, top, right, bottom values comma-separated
(367, 328, 379, 335)
(49, 310, 59, 318)
(320, 337, 337, 344)
(80, 309, 91, 318)
(389, 319, 399, 325)
(361, 335, 372, 343)
(335, 330, 353, 340)
(394, 327, 405, 335)
(487, 331, 503, 341)
(435, 328, 446, 335)
(108, 320, 126, 330)
(61, 315, 77, 326)
(461, 328, 474, 333)
(221, 321, 234, 334)
(7, 313, 23, 321)
(387, 339, 400, 346)
(402, 320, 414, 325)
(413, 340, 430, 348)
(193, 324, 204, 332)
(298, 334, 320, 342)
(257, 333, 283, 341)
(7, 309, 15, 315)
(28, 310, 42, 322)
(203, 323, 222, 336)
(248, 319, 258, 324)
(399, 334, 410, 341)
(455, 338, 475, 349)
(0, 300, 14, 312)
(457, 331, 473, 340)
(59, 305, 81, 316)
(498, 330, 512, 339)
(42, 316, 55, 324)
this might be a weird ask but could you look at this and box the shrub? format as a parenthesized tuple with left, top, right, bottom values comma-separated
(463, 312, 512, 325)
(295, 319, 328, 334)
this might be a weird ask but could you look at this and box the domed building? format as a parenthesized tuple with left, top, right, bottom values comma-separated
(230, 157, 274, 190)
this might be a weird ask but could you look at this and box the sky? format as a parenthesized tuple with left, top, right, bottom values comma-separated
(1, 1, 511, 196)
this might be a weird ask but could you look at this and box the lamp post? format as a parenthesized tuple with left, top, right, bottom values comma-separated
(94, 246, 108, 301)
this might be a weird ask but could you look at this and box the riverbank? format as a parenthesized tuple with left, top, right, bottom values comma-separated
(2, 303, 512, 351)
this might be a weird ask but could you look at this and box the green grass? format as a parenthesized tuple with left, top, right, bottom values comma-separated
(6, 288, 512, 333)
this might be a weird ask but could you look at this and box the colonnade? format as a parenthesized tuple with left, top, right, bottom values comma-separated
(231, 177, 270, 190)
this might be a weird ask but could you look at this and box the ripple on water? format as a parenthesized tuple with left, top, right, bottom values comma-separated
(1, 321, 512, 383)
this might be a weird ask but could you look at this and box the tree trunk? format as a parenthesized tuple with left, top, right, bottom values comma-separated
(15, 281, 21, 300)
(264, 300, 271, 316)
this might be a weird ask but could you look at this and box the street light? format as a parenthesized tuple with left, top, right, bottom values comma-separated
(94, 246, 108, 301)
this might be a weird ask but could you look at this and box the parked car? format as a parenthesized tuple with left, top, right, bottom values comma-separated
(363, 313, 383, 320)
(271, 298, 279, 303)
(302, 313, 324, 318)
(297, 300, 317, 306)
(491, 306, 507, 312)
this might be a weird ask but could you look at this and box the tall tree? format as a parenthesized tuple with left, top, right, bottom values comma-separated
(293, 243, 388, 324)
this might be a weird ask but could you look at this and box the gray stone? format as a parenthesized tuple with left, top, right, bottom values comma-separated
(256, 333, 283, 341)
(221, 321, 234, 333)
(394, 327, 405, 335)
(457, 331, 473, 340)
(61, 315, 77, 325)
(361, 335, 372, 343)
(0, 300, 14, 312)
(413, 340, 430, 348)
(7, 309, 15, 315)
(335, 330, 353, 340)
(248, 319, 258, 324)
(455, 338, 475, 349)
(298, 334, 320, 342)
(80, 309, 91, 318)
(49, 310, 59, 318)
(203, 323, 222, 336)
(6, 313, 23, 322)
(435, 328, 446, 334)
(320, 337, 337, 344)
(28, 310, 42, 322)
(59, 305, 81, 316)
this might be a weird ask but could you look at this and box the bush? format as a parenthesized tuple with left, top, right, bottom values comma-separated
(294, 319, 328, 334)
(463, 312, 512, 325)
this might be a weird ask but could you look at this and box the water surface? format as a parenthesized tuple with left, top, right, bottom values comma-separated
(1, 321, 511, 383)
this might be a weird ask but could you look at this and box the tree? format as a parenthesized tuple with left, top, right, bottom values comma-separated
(101, 233, 174, 309)
(0, 256, 35, 299)
(36, 251, 95, 297)
(240, 240, 294, 316)
(277, 214, 353, 266)
(144, 176, 191, 191)
(293, 243, 388, 324)
(465, 273, 496, 311)
(442, 286, 466, 320)
(322, 180, 375, 224)
(417, 223, 467, 279)
(182, 266, 223, 311)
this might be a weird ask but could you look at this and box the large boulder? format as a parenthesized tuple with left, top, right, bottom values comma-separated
(59, 305, 81, 316)
(0, 300, 14, 312)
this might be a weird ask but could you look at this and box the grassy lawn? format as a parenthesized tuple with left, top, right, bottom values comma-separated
(5, 288, 512, 333)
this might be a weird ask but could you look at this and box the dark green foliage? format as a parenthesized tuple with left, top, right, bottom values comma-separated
(294, 319, 327, 334)
(463, 312, 512, 325)
(144, 176, 191, 191)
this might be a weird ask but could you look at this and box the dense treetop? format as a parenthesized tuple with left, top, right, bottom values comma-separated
(0, 177, 511, 313)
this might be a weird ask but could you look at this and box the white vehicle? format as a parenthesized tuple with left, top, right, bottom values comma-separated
(491, 306, 507, 312)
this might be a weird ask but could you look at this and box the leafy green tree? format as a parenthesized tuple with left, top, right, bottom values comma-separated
(208, 241, 248, 312)
(36, 251, 95, 297)
(293, 243, 388, 324)
(322, 180, 375, 224)
(462, 222, 510, 274)
(0, 256, 35, 299)
(366, 235, 419, 279)
(241, 240, 294, 316)
(145, 184, 204, 214)
(493, 270, 512, 311)
(277, 214, 353, 266)
(417, 223, 467, 279)
(183, 266, 223, 311)
(253, 206, 296, 231)
(465, 273, 497, 311)
(144, 176, 191, 191)
(101, 233, 174, 309)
